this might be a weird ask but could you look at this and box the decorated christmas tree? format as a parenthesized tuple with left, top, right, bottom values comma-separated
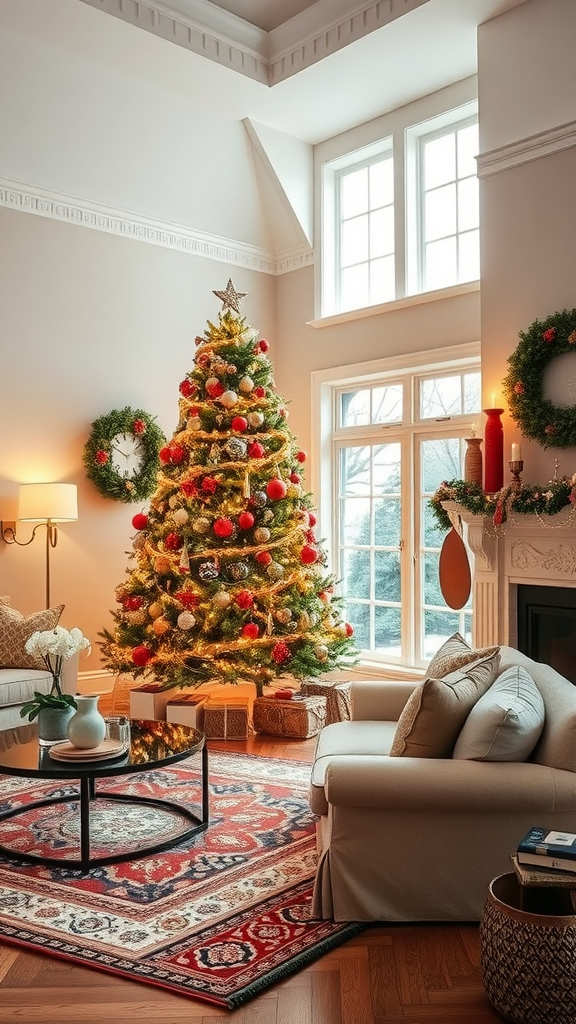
(100, 280, 358, 696)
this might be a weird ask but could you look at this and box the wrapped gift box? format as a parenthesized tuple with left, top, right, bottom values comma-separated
(203, 697, 250, 740)
(253, 694, 326, 738)
(166, 694, 207, 729)
(129, 682, 182, 721)
(301, 680, 352, 724)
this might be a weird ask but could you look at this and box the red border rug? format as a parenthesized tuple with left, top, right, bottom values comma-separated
(0, 750, 363, 1008)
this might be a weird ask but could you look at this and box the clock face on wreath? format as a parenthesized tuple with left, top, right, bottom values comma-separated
(110, 432, 145, 479)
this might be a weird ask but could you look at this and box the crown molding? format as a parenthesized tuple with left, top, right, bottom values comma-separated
(78, 0, 430, 85)
(0, 175, 314, 275)
(477, 119, 576, 178)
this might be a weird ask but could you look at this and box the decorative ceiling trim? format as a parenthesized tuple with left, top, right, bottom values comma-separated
(0, 175, 312, 275)
(477, 119, 576, 178)
(78, 0, 431, 85)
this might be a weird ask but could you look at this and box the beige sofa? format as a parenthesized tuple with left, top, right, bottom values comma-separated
(310, 645, 576, 922)
(0, 657, 78, 731)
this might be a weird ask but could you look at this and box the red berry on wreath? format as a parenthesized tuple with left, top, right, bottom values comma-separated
(132, 644, 153, 667)
(266, 478, 287, 501)
(238, 511, 255, 530)
(295, 450, 307, 463)
(256, 551, 272, 565)
(95, 449, 109, 465)
(213, 517, 234, 538)
(132, 513, 148, 530)
(248, 441, 265, 459)
(300, 544, 318, 564)
(236, 590, 254, 609)
(231, 416, 248, 433)
(242, 622, 260, 639)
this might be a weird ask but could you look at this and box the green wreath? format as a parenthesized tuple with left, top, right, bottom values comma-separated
(502, 307, 576, 449)
(83, 406, 166, 503)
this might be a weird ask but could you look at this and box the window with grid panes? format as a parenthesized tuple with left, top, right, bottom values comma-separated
(333, 364, 480, 668)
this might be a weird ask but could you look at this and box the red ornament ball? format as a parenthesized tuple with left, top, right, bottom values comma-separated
(308, 511, 317, 527)
(231, 416, 248, 433)
(259, 339, 270, 352)
(254, 386, 266, 399)
(300, 544, 318, 565)
(125, 595, 143, 610)
(132, 513, 148, 531)
(179, 379, 196, 397)
(213, 517, 234, 538)
(238, 511, 255, 530)
(295, 450, 307, 463)
(201, 476, 218, 494)
(266, 478, 287, 501)
(242, 622, 260, 639)
(170, 445, 185, 465)
(345, 622, 354, 637)
(272, 641, 291, 664)
(165, 532, 183, 550)
(159, 446, 172, 464)
(256, 551, 272, 566)
(289, 472, 301, 484)
(235, 589, 254, 609)
(248, 442, 265, 459)
(206, 379, 225, 399)
(132, 645, 153, 667)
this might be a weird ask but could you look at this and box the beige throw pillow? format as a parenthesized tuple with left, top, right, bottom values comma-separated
(453, 666, 545, 761)
(389, 648, 502, 757)
(0, 603, 64, 669)
(427, 632, 500, 679)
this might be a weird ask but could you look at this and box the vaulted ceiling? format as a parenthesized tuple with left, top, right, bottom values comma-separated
(78, 0, 530, 143)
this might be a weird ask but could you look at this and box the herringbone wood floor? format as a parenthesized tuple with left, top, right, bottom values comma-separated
(0, 727, 503, 1024)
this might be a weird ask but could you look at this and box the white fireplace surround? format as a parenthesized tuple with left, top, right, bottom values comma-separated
(442, 501, 576, 650)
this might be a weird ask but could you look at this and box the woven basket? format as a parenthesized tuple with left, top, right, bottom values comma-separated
(480, 872, 576, 1024)
(253, 695, 326, 738)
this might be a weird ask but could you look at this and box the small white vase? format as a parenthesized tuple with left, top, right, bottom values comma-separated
(67, 694, 106, 749)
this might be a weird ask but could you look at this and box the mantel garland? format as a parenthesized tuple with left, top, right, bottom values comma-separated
(502, 307, 576, 449)
(83, 407, 166, 503)
(430, 477, 576, 531)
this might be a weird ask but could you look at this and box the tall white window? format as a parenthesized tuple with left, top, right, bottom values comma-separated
(325, 358, 480, 669)
(408, 113, 479, 294)
(320, 100, 478, 318)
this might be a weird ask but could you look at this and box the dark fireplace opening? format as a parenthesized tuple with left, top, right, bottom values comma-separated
(517, 585, 576, 684)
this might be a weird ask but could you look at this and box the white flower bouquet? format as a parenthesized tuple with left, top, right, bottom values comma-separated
(20, 626, 91, 720)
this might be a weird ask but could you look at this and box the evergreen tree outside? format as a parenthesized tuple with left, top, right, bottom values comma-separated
(100, 281, 358, 696)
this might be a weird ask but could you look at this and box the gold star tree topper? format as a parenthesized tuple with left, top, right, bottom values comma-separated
(213, 279, 247, 314)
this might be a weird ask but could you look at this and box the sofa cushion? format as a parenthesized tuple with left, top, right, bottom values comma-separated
(452, 665, 545, 761)
(0, 603, 64, 670)
(427, 632, 499, 679)
(0, 666, 54, 708)
(389, 648, 501, 757)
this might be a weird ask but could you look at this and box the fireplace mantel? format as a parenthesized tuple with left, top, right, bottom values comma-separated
(441, 501, 576, 648)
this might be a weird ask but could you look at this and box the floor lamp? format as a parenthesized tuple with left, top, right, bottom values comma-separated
(1, 483, 78, 608)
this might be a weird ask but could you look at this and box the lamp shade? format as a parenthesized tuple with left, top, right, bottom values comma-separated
(18, 483, 78, 522)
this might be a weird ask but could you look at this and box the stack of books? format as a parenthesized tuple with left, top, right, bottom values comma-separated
(517, 826, 576, 874)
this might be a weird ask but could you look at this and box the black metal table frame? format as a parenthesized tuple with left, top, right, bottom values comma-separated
(0, 741, 209, 874)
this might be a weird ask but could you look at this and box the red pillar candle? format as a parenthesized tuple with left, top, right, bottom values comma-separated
(483, 408, 504, 493)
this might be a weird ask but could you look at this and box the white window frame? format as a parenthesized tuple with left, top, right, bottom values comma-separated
(405, 99, 479, 297)
(312, 342, 480, 672)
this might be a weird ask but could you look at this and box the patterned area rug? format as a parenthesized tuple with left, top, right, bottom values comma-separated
(0, 750, 362, 1008)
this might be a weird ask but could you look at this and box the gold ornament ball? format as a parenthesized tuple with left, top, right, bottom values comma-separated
(193, 517, 211, 534)
(213, 591, 232, 608)
(154, 555, 172, 574)
(276, 608, 292, 624)
(148, 602, 163, 619)
(152, 617, 171, 636)
(314, 644, 329, 663)
(125, 609, 147, 626)
(254, 527, 271, 543)
(188, 416, 202, 431)
(173, 507, 189, 526)
(298, 611, 311, 630)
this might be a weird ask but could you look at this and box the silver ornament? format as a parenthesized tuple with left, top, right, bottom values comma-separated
(267, 561, 284, 581)
(254, 527, 270, 544)
(219, 390, 239, 409)
(239, 375, 255, 393)
(198, 561, 219, 581)
(252, 491, 267, 508)
(125, 609, 147, 626)
(193, 517, 211, 534)
(225, 437, 248, 459)
(262, 509, 274, 524)
(247, 410, 264, 427)
(213, 591, 232, 608)
(275, 607, 292, 624)
(227, 561, 249, 581)
(173, 508, 189, 526)
(314, 644, 329, 663)
(177, 611, 196, 630)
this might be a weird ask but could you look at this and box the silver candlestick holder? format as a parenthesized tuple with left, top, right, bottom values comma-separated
(509, 460, 523, 490)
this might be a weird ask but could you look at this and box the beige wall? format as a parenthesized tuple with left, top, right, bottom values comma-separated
(478, 0, 576, 483)
(0, 207, 274, 677)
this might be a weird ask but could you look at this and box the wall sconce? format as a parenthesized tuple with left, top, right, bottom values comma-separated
(1, 483, 78, 609)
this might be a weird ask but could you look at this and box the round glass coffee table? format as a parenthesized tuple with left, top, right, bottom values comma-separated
(0, 719, 208, 873)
